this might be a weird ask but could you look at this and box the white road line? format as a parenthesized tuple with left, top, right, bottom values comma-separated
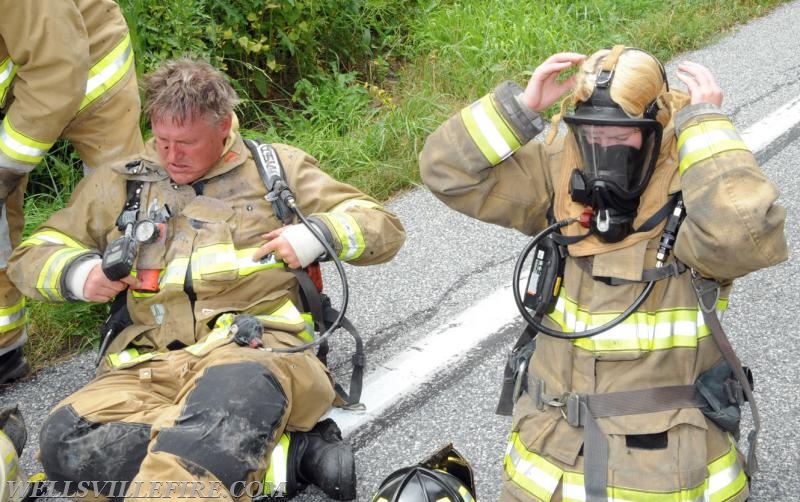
(328, 95, 800, 438)
(740, 94, 800, 152)
(327, 285, 520, 436)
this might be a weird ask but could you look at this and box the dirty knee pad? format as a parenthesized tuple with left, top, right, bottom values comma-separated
(40, 405, 151, 494)
(153, 362, 288, 491)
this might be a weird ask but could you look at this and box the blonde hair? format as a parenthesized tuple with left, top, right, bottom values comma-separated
(549, 46, 690, 168)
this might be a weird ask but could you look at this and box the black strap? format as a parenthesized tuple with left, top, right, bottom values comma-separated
(634, 192, 681, 233)
(692, 272, 760, 476)
(244, 139, 294, 225)
(292, 268, 364, 408)
(495, 322, 538, 416)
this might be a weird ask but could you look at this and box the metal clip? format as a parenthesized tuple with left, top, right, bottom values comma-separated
(691, 269, 721, 313)
(565, 394, 583, 427)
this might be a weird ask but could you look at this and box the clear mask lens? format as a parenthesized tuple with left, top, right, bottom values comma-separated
(571, 123, 660, 197)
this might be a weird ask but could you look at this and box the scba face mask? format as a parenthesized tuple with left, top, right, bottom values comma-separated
(564, 47, 665, 243)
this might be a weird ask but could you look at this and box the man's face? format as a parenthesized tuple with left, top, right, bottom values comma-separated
(152, 114, 231, 185)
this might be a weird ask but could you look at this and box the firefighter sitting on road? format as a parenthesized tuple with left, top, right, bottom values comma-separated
(419, 46, 787, 500)
(8, 57, 406, 501)
(0, 0, 144, 383)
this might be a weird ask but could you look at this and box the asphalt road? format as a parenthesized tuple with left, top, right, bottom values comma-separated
(2, 1, 800, 500)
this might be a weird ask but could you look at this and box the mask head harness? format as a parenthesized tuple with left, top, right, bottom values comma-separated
(564, 45, 667, 243)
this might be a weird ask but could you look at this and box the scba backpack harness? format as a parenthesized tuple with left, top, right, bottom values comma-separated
(98, 141, 365, 409)
(500, 193, 761, 499)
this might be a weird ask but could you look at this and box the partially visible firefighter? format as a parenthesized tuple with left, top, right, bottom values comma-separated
(7, 58, 406, 500)
(0, 0, 144, 383)
(419, 45, 788, 500)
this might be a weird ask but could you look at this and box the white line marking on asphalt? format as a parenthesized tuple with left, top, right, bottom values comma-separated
(328, 95, 800, 438)
(327, 286, 520, 437)
(741, 94, 800, 152)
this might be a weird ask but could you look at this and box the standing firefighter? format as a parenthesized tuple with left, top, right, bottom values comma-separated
(0, 0, 144, 382)
(8, 58, 405, 500)
(419, 46, 787, 500)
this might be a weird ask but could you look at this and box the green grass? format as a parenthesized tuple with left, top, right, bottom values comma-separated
(22, 0, 789, 371)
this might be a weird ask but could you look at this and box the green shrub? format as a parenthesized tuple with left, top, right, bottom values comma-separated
(120, 0, 415, 101)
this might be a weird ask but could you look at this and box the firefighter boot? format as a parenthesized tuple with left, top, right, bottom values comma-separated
(0, 348, 30, 385)
(0, 405, 27, 455)
(288, 419, 356, 500)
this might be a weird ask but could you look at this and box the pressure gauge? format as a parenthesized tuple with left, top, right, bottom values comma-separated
(134, 219, 160, 244)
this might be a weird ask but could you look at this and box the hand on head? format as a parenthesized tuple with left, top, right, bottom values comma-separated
(521, 52, 587, 113)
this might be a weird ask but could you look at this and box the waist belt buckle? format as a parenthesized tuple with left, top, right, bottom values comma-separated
(565, 393, 583, 427)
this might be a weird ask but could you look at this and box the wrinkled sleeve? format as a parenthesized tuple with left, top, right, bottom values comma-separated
(277, 145, 406, 266)
(418, 81, 556, 236)
(674, 104, 788, 280)
(0, 0, 89, 170)
(8, 168, 124, 301)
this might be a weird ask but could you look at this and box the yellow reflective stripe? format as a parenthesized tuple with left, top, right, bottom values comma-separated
(160, 249, 284, 288)
(0, 116, 51, 165)
(195, 242, 238, 276)
(184, 313, 235, 355)
(504, 431, 563, 500)
(80, 33, 134, 111)
(563, 470, 708, 502)
(457, 485, 475, 502)
(255, 300, 305, 329)
(298, 312, 315, 343)
(677, 120, 749, 174)
(236, 248, 283, 276)
(460, 94, 520, 165)
(0, 299, 26, 333)
(508, 433, 743, 501)
(36, 248, 91, 301)
(548, 291, 727, 352)
(264, 433, 290, 492)
(327, 212, 365, 261)
(106, 347, 158, 368)
(1, 431, 20, 480)
(330, 198, 382, 213)
(162, 258, 189, 286)
(19, 230, 88, 250)
(707, 441, 748, 502)
(0, 57, 17, 105)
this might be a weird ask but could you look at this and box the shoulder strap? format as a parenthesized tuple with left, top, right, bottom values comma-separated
(692, 272, 760, 476)
(244, 139, 294, 225)
(245, 138, 366, 408)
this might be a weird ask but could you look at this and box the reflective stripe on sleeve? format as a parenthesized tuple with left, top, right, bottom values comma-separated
(677, 119, 749, 174)
(0, 299, 26, 334)
(0, 57, 18, 106)
(330, 199, 382, 213)
(36, 248, 93, 301)
(460, 94, 521, 165)
(18, 230, 90, 250)
(0, 117, 51, 166)
(80, 33, 134, 111)
(0, 34, 134, 166)
(326, 212, 365, 261)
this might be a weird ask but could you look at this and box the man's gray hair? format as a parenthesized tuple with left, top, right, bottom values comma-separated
(143, 58, 241, 125)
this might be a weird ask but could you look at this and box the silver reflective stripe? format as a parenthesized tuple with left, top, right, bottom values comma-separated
(678, 127, 742, 160)
(469, 100, 513, 160)
(0, 122, 47, 164)
(85, 41, 132, 96)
